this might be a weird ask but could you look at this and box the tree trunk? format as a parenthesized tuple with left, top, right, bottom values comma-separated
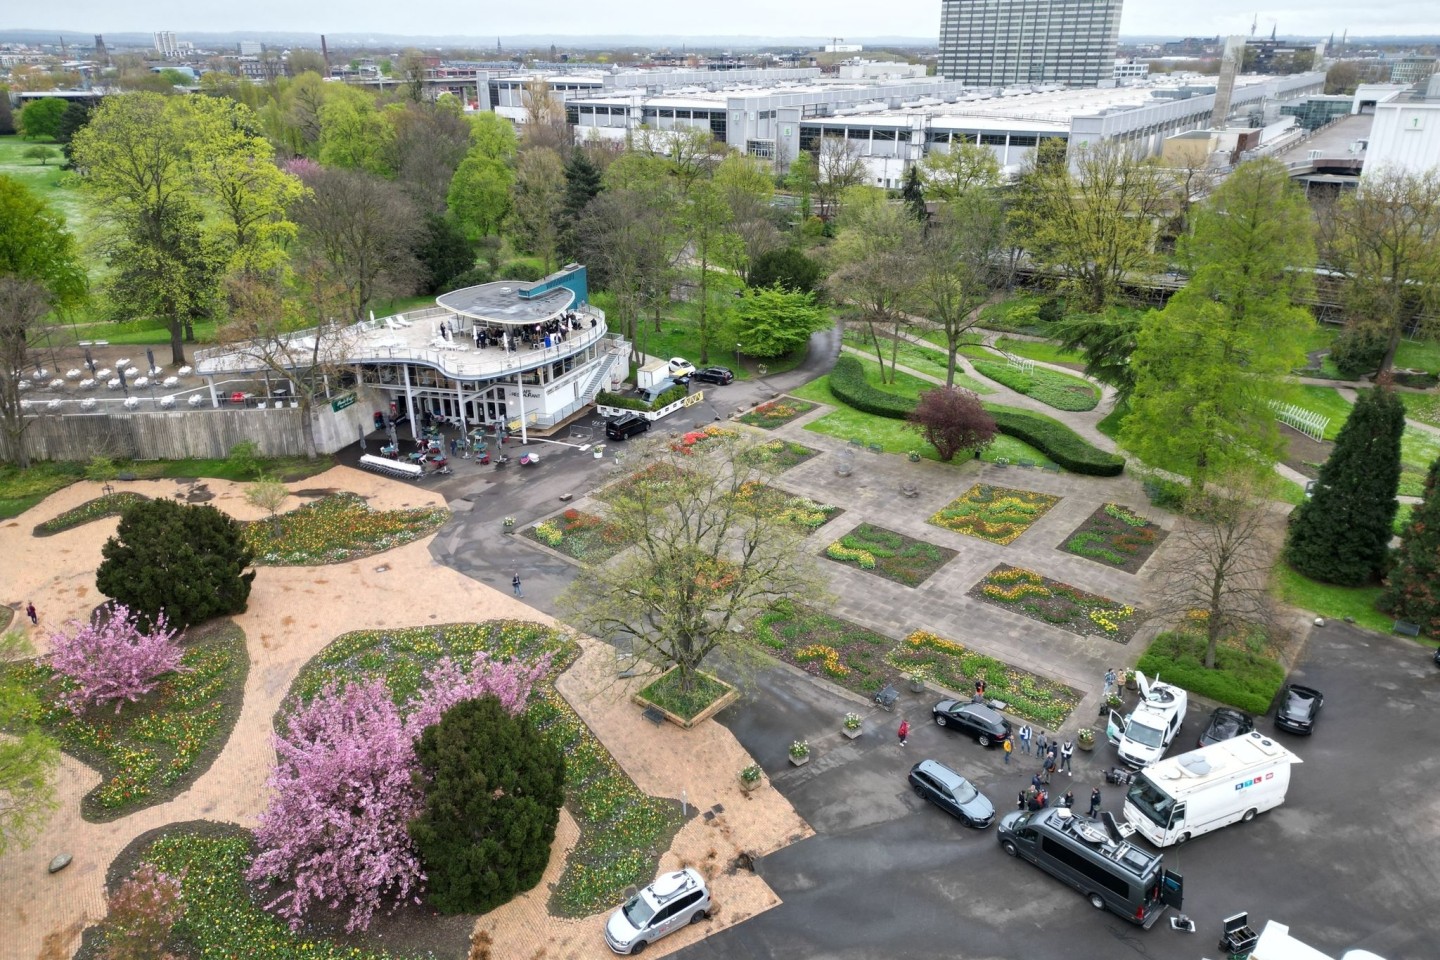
(301, 397, 319, 459)
(697, 249, 710, 365)
(1380, 324, 1402, 375)
(867, 319, 888, 381)
(168, 318, 187, 367)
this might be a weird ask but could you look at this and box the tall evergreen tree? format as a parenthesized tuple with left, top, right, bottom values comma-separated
(901, 165, 927, 222)
(557, 147, 602, 263)
(1284, 387, 1405, 585)
(1381, 456, 1440, 635)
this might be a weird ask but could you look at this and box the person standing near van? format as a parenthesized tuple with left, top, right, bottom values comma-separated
(1003, 736, 1013, 765)
(1060, 740, 1074, 776)
(1104, 667, 1117, 696)
(1035, 730, 1049, 759)
(1018, 723, 1033, 755)
(1088, 785, 1102, 817)
(898, 718, 910, 747)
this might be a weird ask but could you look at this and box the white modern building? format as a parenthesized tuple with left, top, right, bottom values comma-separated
(1362, 75, 1440, 178)
(196, 265, 629, 443)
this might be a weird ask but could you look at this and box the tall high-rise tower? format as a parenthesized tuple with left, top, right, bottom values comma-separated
(938, 0, 1124, 88)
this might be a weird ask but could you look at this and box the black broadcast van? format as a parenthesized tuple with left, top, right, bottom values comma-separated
(997, 807, 1183, 928)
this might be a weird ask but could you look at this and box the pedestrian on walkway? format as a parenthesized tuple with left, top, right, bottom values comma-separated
(1088, 786, 1102, 817)
(512, 573, 523, 597)
(25, 601, 37, 625)
(1035, 730, 1049, 759)
(1041, 753, 1055, 784)
(1104, 667, 1117, 696)
(1003, 736, 1013, 765)
(1018, 723, 1032, 755)
(1018, 789, 1027, 811)
(1060, 740, 1074, 776)
(1060, 789, 1074, 809)
(898, 719, 910, 747)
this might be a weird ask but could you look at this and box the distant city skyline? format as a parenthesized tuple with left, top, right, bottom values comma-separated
(4, 1, 1439, 42)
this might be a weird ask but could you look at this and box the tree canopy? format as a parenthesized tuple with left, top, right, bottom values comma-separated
(730, 284, 830, 358)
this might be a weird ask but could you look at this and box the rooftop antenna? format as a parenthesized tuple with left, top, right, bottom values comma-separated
(1250, 13, 1258, 37)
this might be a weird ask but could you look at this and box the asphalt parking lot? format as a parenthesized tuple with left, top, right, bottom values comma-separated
(679, 623, 1440, 960)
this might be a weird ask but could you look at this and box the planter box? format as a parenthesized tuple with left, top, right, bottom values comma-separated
(789, 753, 810, 766)
(631, 668, 740, 730)
(841, 726, 863, 739)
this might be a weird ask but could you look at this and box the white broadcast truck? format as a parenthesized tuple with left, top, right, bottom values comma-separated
(1106, 671, 1188, 768)
(1123, 730, 1301, 846)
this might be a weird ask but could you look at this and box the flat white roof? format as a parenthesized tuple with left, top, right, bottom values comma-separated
(1143, 732, 1300, 794)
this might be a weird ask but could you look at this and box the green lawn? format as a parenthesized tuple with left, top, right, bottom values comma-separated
(841, 334, 994, 393)
(791, 374, 1055, 466)
(1399, 424, 1440, 497)
(1272, 562, 1390, 634)
(1291, 385, 1353, 441)
(995, 336, 1086, 367)
(1395, 337, 1440, 374)
(0, 134, 92, 236)
(1394, 390, 1440, 428)
(1096, 403, 1127, 440)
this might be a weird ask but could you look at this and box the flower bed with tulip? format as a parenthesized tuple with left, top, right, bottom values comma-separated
(741, 438, 820, 471)
(730, 481, 840, 530)
(970, 564, 1140, 642)
(2, 620, 247, 821)
(288, 620, 684, 919)
(739, 397, 818, 429)
(754, 601, 893, 695)
(243, 493, 449, 565)
(886, 630, 1081, 728)
(1061, 502, 1166, 573)
(669, 424, 737, 454)
(824, 523, 957, 587)
(524, 508, 630, 563)
(33, 491, 149, 536)
(595, 462, 693, 504)
(929, 483, 1060, 545)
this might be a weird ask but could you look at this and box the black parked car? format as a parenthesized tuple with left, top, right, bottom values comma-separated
(605, 413, 651, 441)
(932, 699, 1012, 747)
(1274, 684, 1324, 736)
(1197, 707, 1255, 749)
(690, 366, 734, 385)
(908, 760, 995, 828)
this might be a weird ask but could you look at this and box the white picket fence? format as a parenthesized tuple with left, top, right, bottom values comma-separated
(1004, 353, 1035, 375)
(1271, 401, 1329, 442)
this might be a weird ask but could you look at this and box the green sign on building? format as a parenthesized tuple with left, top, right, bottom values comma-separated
(331, 392, 357, 413)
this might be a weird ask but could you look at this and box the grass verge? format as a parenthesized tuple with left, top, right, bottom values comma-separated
(1272, 562, 1390, 634)
(33, 491, 149, 536)
(1135, 628, 1285, 715)
(888, 630, 1081, 728)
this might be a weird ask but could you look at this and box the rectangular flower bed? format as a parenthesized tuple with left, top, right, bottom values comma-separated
(525, 508, 630, 564)
(741, 438, 820, 472)
(824, 523, 957, 587)
(730, 481, 840, 530)
(754, 602, 894, 696)
(739, 397, 818, 429)
(886, 629, 1081, 728)
(594, 462, 693, 504)
(929, 483, 1060, 544)
(634, 667, 739, 728)
(970, 564, 1140, 643)
(1061, 502, 1167, 573)
(669, 424, 738, 455)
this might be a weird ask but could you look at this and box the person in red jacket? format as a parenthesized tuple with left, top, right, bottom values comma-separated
(898, 718, 910, 747)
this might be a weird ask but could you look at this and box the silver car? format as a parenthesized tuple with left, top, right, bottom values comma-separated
(604, 867, 711, 954)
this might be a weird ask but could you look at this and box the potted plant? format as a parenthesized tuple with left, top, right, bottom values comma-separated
(909, 673, 926, 694)
(842, 712, 863, 739)
(739, 763, 763, 792)
(907, 450, 922, 462)
(1124, 669, 1139, 692)
(502, 516, 516, 533)
(1077, 728, 1096, 751)
(788, 739, 811, 766)
(1099, 692, 1124, 716)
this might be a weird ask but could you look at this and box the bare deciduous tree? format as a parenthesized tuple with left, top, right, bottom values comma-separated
(814, 136, 868, 219)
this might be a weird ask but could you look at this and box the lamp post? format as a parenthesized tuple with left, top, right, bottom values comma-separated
(735, 342, 742, 370)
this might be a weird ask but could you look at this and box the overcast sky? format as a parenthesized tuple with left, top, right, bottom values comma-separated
(9, 2, 1439, 40)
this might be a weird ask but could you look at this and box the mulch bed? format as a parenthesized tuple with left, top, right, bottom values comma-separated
(1059, 503, 1167, 573)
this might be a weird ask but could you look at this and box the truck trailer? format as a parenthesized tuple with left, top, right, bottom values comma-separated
(1123, 730, 1301, 846)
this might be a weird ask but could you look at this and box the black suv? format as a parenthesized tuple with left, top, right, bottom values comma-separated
(932, 699, 1012, 747)
(605, 413, 651, 441)
(691, 366, 735, 385)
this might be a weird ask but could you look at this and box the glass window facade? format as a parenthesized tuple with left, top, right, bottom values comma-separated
(938, 0, 1123, 88)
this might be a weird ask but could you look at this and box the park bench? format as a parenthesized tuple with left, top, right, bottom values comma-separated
(1018, 458, 1036, 469)
(1042, 463, 1061, 473)
(641, 705, 666, 726)
(1393, 620, 1421, 637)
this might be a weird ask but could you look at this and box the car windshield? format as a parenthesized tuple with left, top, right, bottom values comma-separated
(1210, 717, 1240, 738)
(1285, 692, 1312, 717)
(621, 894, 656, 929)
(1127, 776, 1173, 826)
(952, 780, 978, 802)
(1125, 718, 1166, 748)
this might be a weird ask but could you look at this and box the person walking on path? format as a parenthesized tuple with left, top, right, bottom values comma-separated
(1018, 723, 1032, 755)
(1060, 740, 1074, 776)
(1003, 736, 1013, 765)
(25, 601, 38, 625)
(512, 573, 523, 598)
(1035, 730, 1049, 759)
(1088, 786, 1102, 817)
(1104, 667, 1117, 697)
(898, 718, 911, 747)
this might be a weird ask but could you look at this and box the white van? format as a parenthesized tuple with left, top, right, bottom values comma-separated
(1106, 671, 1188, 768)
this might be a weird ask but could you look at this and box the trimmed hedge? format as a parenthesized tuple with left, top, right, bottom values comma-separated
(1135, 629, 1286, 715)
(827, 357, 1123, 476)
(970, 359, 1099, 412)
(596, 384, 688, 412)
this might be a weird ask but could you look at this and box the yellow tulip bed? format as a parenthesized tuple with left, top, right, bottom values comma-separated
(928, 483, 1060, 545)
(970, 564, 1140, 643)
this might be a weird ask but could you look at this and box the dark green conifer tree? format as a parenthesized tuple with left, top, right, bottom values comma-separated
(1381, 456, 1440, 635)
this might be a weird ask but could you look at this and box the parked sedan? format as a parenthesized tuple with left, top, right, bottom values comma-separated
(667, 357, 697, 381)
(1197, 707, 1255, 749)
(1274, 684, 1324, 736)
(932, 699, 1012, 747)
(909, 759, 995, 828)
(690, 366, 734, 385)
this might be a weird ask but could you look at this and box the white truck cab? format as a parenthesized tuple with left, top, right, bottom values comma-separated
(1107, 671, 1188, 768)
